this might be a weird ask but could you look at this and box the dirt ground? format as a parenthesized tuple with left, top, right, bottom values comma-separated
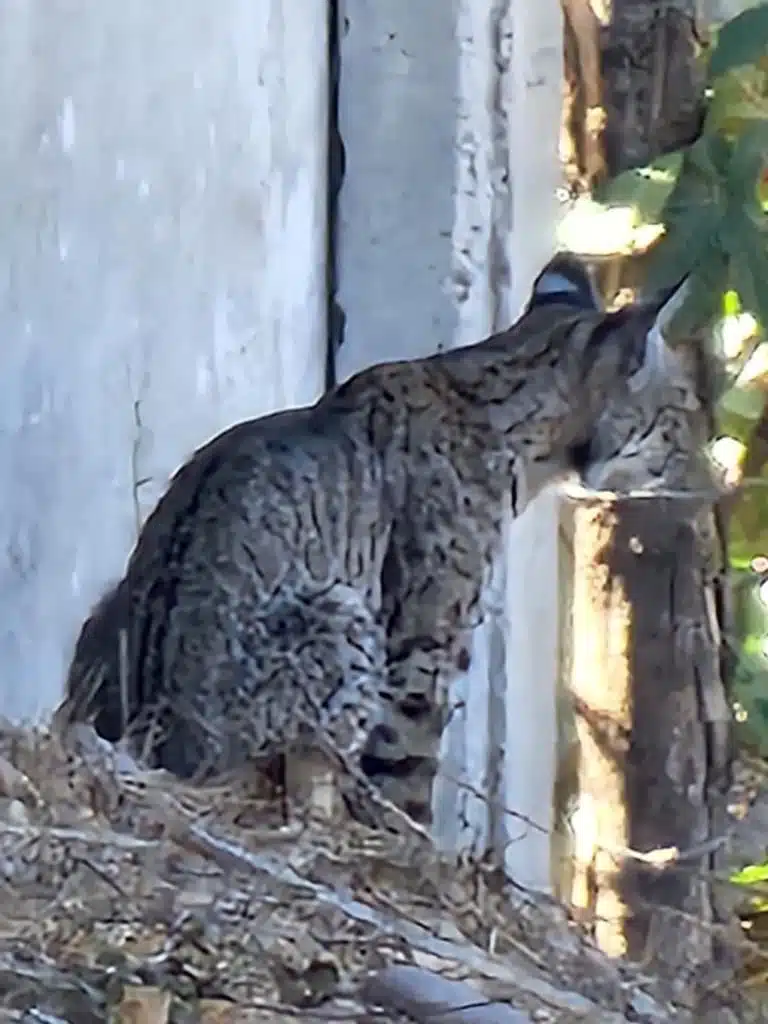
(0, 721, 763, 1023)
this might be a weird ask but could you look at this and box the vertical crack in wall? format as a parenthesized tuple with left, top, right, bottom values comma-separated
(325, 0, 346, 391)
(488, 0, 514, 333)
(131, 399, 144, 539)
(486, 1, 515, 845)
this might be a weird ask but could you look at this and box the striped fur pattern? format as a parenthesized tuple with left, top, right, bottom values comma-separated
(56, 253, 690, 823)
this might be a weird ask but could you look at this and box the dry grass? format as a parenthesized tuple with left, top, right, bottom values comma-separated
(0, 721, 760, 1024)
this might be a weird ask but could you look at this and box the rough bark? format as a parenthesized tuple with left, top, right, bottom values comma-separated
(561, 0, 706, 187)
(556, 308, 737, 993)
(561, 0, 608, 190)
(556, 0, 740, 991)
(567, 497, 734, 986)
(603, 0, 705, 175)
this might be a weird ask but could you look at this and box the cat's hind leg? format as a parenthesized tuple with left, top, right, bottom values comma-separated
(158, 580, 388, 821)
(358, 525, 487, 827)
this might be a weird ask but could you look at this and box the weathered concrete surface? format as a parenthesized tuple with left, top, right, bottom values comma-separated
(336, 0, 458, 377)
(496, 0, 565, 891)
(0, 1, 327, 720)
(338, 0, 564, 888)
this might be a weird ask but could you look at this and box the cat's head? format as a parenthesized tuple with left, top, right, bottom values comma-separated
(527, 251, 691, 401)
(524, 252, 700, 494)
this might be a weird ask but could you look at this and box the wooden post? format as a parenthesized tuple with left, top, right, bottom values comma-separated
(565, 494, 734, 983)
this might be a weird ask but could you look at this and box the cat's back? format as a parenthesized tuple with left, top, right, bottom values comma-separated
(127, 395, 394, 589)
(60, 390, 395, 733)
(67, 358, 432, 694)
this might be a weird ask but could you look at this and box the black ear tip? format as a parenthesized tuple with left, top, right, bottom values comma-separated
(535, 251, 591, 285)
(542, 250, 590, 273)
(657, 272, 690, 303)
(529, 252, 601, 311)
(641, 272, 692, 327)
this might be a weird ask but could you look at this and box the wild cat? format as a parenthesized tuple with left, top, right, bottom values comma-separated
(55, 253, 690, 823)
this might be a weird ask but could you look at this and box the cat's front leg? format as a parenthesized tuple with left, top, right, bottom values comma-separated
(356, 544, 485, 826)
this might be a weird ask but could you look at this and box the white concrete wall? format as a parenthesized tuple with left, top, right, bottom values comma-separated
(496, 0, 565, 892)
(338, 0, 564, 888)
(336, 0, 458, 377)
(0, 1, 328, 721)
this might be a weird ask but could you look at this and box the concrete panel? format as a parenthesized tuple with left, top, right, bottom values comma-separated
(0, 1, 327, 720)
(497, 0, 565, 892)
(336, 0, 458, 377)
(337, 0, 564, 888)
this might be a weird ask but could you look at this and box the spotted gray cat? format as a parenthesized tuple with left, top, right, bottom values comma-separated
(55, 253, 689, 824)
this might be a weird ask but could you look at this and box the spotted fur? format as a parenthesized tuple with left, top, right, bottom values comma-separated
(56, 253, 689, 822)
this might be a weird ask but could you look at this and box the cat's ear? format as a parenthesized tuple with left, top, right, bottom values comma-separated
(645, 273, 691, 335)
(527, 252, 602, 312)
(629, 274, 691, 393)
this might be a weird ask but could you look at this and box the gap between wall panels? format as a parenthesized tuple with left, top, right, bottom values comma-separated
(325, 0, 345, 392)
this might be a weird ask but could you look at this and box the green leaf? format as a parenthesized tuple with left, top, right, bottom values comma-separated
(713, 125, 768, 325)
(643, 136, 725, 297)
(727, 465, 768, 570)
(720, 218, 768, 331)
(707, 6, 768, 81)
(730, 525, 763, 573)
(726, 120, 768, 203)
(723, 289, 741, 317)
(725, 223, 768, 330)
(706, 63, 768, 138)
(732, 861, 768, 887)
(731, 555, 757, 570)
(593, 152, 683, 226)
(732, 647, 768, 755)
(671, 246, 728, 339)
(742, 633, 766, 660)
(718, 382, 768, 424)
